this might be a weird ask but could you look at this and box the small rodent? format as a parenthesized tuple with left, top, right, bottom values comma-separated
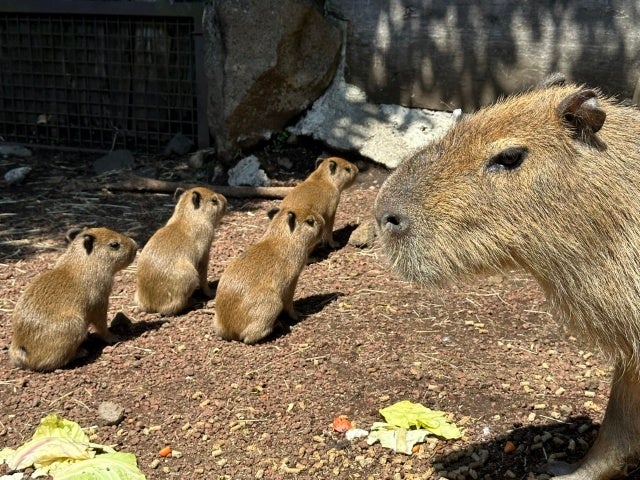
(9, 227, 137, 372)
(135, 186, 227, 315)
(214, 206, 324, 344)
(273, 156, 358, 248)
(375, 76, 640, 480)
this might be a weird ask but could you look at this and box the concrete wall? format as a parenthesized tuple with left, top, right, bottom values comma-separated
(327, 0, 640, 110)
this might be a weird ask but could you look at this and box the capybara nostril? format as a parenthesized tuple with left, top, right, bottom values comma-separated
(378, 211, 410, 235)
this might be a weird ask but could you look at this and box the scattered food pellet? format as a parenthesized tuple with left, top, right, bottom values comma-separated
(211, 448, 223, 457)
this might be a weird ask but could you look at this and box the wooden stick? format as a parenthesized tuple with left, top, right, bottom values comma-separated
(93, 174, 293, 199)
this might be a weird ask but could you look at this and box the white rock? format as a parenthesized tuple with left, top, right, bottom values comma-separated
(345, 428, 369, 441)
(4, 166, 32, 184)
(227, 155, 269, 187)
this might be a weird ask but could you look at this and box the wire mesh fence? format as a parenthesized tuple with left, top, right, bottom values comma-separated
(0, 2, 206, 153)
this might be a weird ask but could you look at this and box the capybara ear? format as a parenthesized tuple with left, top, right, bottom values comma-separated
(173, 187, 186, 202)
(267, 207, 280, 220)
(65, 227, 84, 243)
(328, 160, 337, 175)
(82, 233, 95, 255)
(287, 211, 296, 232)
(191, 190, 202, 209)
(557, 89, 606, 136)
(538, 72, 566, 89)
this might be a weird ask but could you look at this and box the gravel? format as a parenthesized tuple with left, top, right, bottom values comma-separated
(1, 141, 639, 479)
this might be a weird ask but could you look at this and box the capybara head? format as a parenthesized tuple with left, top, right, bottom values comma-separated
(316, 156, 359, 191)
(268, 206, 324, 248)
(65, 227, 137, 273)
(374, 82, 640, 291)
(173, 186, 227, 226)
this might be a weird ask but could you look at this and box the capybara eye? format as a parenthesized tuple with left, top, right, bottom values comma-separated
(487, 146, 528, 172)
(345, 166, 352, 173)
(211, 197, 218, 205)
(109, 242, 120, 250)
(306, 218, 315, 226)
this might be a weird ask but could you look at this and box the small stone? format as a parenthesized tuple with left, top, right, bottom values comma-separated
(189, 150, 206, 169)
(277, 157, 293, 169)
(0, 145, 32, 158)
(98, 401, 125, 426)
(164, 132, 195, 156)
(4, 166, 32, 184)
(348, 221, 376, 248)
(188, 148, 217, 169)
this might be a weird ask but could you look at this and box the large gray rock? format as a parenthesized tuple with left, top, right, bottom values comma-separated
(327, 0, 640, 110)
(204, 0, 342, 161)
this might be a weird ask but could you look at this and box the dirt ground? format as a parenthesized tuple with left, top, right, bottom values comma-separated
(1, 137, 639, 480)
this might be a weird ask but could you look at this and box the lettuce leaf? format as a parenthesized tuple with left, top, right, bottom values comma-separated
(0, 414, 145, 479)
(44, 452, 145, 480)
(378, 400, 462, 439)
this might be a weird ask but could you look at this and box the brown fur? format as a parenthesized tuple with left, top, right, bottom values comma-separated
(375, 80, 640, 479)
(9, 227, 137, 372)
(276, 157, 358, 248)
(135, 187, 226, 315)
(213, 206, 324, 344)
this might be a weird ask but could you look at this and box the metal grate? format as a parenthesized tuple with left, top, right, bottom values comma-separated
(0, 2, 207, 153)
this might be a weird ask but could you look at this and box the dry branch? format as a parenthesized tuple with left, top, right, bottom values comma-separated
(82, 174, 293, 199)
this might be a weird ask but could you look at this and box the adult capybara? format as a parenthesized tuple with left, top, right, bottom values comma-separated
(10, 227, 137, 372)
(375, 76, 640, 480)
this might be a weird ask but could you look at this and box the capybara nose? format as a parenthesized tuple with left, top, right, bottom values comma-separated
(378, 210, 410, 235)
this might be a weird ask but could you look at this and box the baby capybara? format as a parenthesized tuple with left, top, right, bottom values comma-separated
(274, 157, 358, 248)
(10, 227, 137, 372)
(214, 206, 324, 344)
(135, 187, 226, 315)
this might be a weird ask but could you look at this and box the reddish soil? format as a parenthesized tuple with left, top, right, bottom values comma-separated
(1, 138, 639, 479)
